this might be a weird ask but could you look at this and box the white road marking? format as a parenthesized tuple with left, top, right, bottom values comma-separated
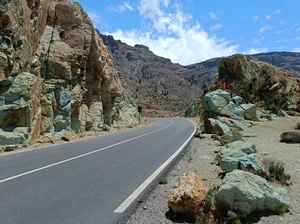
(0, 120, 173, 184)
(114, 120, 196, 213)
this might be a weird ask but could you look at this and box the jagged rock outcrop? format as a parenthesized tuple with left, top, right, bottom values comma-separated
(0, 0, 138, 145)
(208, 54, 300, 113)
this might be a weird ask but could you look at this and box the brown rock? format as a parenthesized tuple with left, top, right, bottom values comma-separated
(280, 132, 300, 143)
(168, 171, 207, 216)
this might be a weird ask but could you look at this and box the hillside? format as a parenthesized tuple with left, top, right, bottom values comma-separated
(100, 34, 300, 115)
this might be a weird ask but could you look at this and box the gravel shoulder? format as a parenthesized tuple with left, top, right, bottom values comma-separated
(126, 115, 300, 224)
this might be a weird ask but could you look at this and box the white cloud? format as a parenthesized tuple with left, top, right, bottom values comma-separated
(292, 48, 300, 52)
(209, 12, 218, 20)
(276, 39, 288, 43)
(253, 15, 259, 20)
(88, 12, 106, 27)
(273, 9, 281, 14)
(108, 2, 134, 13)
(294, 37, 300, 41)
(259, 25, 272, 34)
(252, 37, 265, 45)
(210, 24, 223, 31)
(244, 47, 268, 55)
(265, 15, 271, 20)
(108, 1, 238, 65)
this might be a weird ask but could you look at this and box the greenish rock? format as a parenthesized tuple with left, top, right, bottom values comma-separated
(55, 88, 73, 108)
(1, 72, 41, 107)
(240, 103, 257, 121)
(208, 118, 232, 136)
(184, 103, 199, 117)
(226, 140, 257, 154)
(219, 154, 264, 175)
(215, 149, 247, 163)
(54, 114, 71, 132)
(232, 95, 244, 106)
(216, 170, 290, 217)
(202, 90, 229, 113)
(0, 131, 25, 145)
(221, 101, 245, 120)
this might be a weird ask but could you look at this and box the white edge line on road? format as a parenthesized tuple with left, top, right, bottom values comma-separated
(0, 120, 174, 184)
(114, 120, 197, 213)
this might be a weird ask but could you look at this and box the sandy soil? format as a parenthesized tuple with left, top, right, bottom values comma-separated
(126, 115, 300, 224)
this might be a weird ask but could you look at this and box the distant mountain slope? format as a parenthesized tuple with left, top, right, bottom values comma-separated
(100, 33, 300, 115)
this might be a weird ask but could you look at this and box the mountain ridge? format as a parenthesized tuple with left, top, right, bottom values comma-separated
(100, 33, 300, 115)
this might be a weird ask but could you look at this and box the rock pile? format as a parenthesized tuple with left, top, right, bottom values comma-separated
(0, 0, 139, 147)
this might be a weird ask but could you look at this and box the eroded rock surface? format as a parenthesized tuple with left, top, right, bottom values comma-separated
(168, 171, 207, 216)
(0, 0, 138, 145)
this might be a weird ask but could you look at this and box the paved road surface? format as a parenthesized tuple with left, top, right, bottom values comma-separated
(0, 118, 195, 224)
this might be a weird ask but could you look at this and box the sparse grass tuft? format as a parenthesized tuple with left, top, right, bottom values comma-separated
(268, 161, 291, 185)
(158, 177, 168, 185)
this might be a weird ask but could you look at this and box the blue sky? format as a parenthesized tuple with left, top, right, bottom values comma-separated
(76, 0, 300, 65)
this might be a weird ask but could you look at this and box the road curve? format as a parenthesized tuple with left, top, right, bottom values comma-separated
(0, 118, 196, 224)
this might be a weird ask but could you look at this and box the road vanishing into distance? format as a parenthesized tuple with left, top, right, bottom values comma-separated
(0, 118, 196, 224)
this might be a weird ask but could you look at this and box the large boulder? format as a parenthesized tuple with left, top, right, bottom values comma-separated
(216, 170, 290, 217)
(168, 171, 207, 216)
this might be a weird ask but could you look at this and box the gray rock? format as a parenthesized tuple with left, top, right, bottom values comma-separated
(240, 103, 258, 121)
(208, 118, 232, 136)
(55, 88, 73, 108)
(226, 140, 257, 154)
(202, 90, 230, 114)
(0, 131, 25, 145)
(216, 170, 290, 217)
(219, 153, 264, 175)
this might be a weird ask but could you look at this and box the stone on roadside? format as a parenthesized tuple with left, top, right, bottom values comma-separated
(280, 132, 300, 143)
(216, 170, 290, 217)
(168, 171, 207, 216)
(207, 118, 231, 136)
(226, 140, 257, 154)
(216, 148, 264, 176)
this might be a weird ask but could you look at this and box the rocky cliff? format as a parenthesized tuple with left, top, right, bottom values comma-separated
(0, 0, 138, 146)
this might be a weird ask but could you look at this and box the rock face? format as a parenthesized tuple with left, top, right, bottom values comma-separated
(210, 54, 300, 113)
(0, 0, 138, 145)
(216, 170, 290, 217)
(168, 171, 207, 216)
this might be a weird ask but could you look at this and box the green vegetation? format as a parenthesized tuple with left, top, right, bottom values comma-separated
(277, 203, 288, 215)
(269, 161, 291, 184)
(22, 140, 29, 148)
(158, 177, 168, 185)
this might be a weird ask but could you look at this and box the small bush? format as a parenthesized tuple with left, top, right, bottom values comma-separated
(268, 161, 291, 184)
(158, 177, 168, 185)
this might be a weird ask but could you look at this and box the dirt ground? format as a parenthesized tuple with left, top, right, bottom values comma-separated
(126, 115, 300, 224)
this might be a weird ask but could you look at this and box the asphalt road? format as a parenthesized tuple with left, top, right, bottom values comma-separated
(0, 118, 196, 224)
